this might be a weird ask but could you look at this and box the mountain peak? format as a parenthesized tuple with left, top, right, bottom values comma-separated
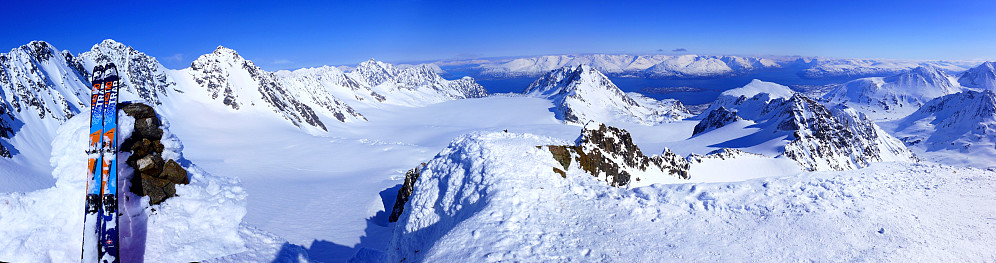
(958, 61, 996, 91)
(720, 79, 795, 101)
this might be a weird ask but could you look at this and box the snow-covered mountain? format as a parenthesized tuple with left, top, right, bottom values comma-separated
(694, 83, 916, 171)
(822, 66, 962, 121)
(78, 40, 178, 105)
(892, 90, 996, 168)
(798, 58, 976, 79)
(958, 61, 996, 91)
(0, 41, 89, 190)
(523, 65, 687, 125)
(642, 55, 779, 78)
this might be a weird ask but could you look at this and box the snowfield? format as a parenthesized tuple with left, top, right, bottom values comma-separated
(389, 131, 996, 262)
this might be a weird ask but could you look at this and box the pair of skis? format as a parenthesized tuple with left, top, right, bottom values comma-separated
(83, 63, 121, 263)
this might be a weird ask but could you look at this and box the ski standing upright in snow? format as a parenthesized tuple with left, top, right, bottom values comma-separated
(98, 63, 121, 263)
(82, 65, 106, 263)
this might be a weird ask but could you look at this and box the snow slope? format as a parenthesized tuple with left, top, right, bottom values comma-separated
(389, 131, 996, 262)
(0, 41, 89, 192)
(888, 90, 996, 169)
(958, 61, 996, 91)
(474, 54, 779, 78)
(823, 66, 962, 120)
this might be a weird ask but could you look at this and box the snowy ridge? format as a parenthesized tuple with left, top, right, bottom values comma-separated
(524, 65, 684, 125)
(78, 39, 178, 105)
(389, 131, 996, 262)
(344, 59, 488, 107)
(823, 66, 962, 121)
(958, 61, 996, 91)
(893, 90, 996, 168)
(185, 46, 329, 132)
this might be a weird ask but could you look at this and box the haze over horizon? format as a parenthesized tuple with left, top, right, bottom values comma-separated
(4, 0, 995, 71)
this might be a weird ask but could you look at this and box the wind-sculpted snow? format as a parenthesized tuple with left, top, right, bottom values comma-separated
(389, 131, 996, 262)
(823, 66, 962, 121)
(958, 61, 996, 91)
(187, 46, 327, 131)
(0, 108, 299, 262)
(524, 65, 687, 125)
(893, 90, 996, 168)
(78, 39, 177, 105)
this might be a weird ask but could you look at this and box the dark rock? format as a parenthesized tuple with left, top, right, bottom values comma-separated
(389, 163, 426, 222)
(693, 106, 741, 136)
(140, 175, 176, 205)
(134, 117, 163, 140)
(121, 103, 157, 119)
(135, 153, 164, 177)
(544, 123, 690, 187)
(161, 159, 189, 185)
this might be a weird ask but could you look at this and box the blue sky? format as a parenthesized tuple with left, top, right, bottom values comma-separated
(2, 0, 994, 70)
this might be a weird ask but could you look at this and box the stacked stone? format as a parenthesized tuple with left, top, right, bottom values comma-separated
(121, 103, 188, 205)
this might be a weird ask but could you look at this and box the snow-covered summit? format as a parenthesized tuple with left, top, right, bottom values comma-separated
(698, 79, 795, 120)
(78, 39, 178, 105)
(823, 66, 962, 121)
(524, 65, 684, 125)
(721, 79, 795, 101)
(893, 90, 996, 168)
(958, 61, 996, 91)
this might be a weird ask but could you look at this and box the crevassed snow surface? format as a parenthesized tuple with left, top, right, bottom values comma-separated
(390, 131, 996, 262)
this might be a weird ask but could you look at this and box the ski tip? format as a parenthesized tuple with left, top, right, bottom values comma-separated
(92, 65, 105, 84)
(103, 63, 120, 82)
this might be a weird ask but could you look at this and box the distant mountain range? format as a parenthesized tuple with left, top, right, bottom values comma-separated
(432, 54, 982, 80)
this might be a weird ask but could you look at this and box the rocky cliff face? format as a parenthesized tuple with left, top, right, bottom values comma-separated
(769, 95, 916, 171)
(693, 106, 741, 136)
(187, 46, 328, 131)
(78, 39, 177, 105)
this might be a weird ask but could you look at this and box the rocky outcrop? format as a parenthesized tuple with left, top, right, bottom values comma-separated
(121, 103, 188, 205)
(692, 106, 741, 136)
(544, 123, 689, 187)
(389, 163, 426, 222)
